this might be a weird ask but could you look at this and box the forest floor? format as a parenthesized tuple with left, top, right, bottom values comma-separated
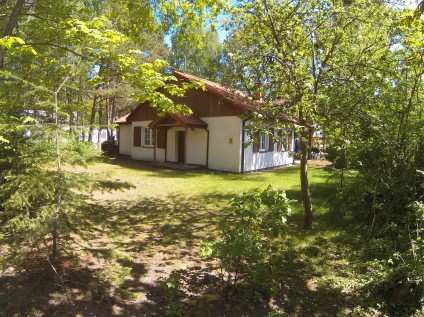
(0, 157, 371, 317)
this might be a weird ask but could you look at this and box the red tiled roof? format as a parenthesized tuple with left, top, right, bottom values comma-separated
(149, 113, 208, 128)
(173, 71, 258, 112)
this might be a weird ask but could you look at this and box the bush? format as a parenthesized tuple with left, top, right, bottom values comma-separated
(200, 186, 292, 293)
(325, 145, 346, 168)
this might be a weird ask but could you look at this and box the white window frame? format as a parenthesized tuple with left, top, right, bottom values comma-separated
(258, 133, 269, 152)
(143, 127, 155, 147)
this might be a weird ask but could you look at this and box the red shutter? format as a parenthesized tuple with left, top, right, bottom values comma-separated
(268, 128, 275, 152)
(133, 126, 141, 147)
(288, 133, 293, 151)
(277, 129, 283, 152)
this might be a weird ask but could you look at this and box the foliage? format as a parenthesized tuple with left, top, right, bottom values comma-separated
(0, 0, 226, 266)
(169, 26, 224, 82)
(223, 0, 424, 312)
(0, 117, 128, 258)
(334, 173, 424, 315)
(158, 272, 184, 316)
(0, 0, 228, 144)
(200, 185, 292, 294)
(325, 144, 347, 169)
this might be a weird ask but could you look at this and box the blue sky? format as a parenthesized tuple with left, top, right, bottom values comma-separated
(164, 0, 419, 47)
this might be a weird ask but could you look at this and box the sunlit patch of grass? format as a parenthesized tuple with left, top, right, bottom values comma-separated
(62, 157, 368, 314)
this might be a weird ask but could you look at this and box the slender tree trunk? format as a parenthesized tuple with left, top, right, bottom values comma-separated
(52, 227, 58, 260)
(51, 77, 68, 260)
(105, 97, 113, 153)
(88, 63, 104, 142)
(52, 90, 61, 261)
(0, 0, 26, 68)
(300, 127, 313, 229)
(299, 103, 313, 229)
(97, 99, 102, 145)
(88, 93, 99, 142)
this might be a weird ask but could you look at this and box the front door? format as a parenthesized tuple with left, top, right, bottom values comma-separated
(177, 131, 185, 163)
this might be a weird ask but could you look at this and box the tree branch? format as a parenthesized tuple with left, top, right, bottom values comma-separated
(0, 0, 26, 68)
(24, 42, 85, 58)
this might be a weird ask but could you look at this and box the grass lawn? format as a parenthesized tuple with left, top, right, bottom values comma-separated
(0, 157, 368, 317)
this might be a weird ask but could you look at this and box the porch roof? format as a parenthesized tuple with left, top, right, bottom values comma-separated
(148, 113, 208, 129)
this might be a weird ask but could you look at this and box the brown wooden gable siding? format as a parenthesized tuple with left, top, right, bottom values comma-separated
(127, 102, 159, 122)
(176, 88, 244, 117)
(127, 88, 244, 123)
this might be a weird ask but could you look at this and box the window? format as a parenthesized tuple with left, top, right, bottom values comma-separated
(143, 128, 155, 147)
(259, 133, 268, 152)
(253, 128, 275, 153)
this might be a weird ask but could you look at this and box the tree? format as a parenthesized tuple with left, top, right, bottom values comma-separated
(0, 0, 227, 264)
(223, 0, 400, 229)
(224, 1, 423, 309)
(0, 0, 26, 68)
(169, 26, 224, 81)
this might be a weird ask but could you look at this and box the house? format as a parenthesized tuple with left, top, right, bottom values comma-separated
(116, 71, 295, 173)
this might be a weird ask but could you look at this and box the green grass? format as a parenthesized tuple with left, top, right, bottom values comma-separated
(85, 158, 360, 311)
(2, 157, 371, 316)
(93, 158, 330, 206)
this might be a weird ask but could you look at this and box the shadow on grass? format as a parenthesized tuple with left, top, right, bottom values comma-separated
(109, 155, 300, 183)
(0, 253, 164, 317)
(0, 164, 371, 316)
(77, 193, 228, 253)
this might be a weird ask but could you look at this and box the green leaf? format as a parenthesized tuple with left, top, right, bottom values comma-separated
(0, 36, 25, 49)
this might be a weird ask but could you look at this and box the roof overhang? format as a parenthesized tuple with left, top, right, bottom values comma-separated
(149, 113, 208, 129)
(114, 114, 130, 124)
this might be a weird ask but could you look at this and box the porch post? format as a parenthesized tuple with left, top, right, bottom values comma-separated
(153, 128, 157, 163)
(184, 127, 187, 168)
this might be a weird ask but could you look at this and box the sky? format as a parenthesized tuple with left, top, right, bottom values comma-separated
(165, 0, 420, 47)
(405, 0, 418, 8)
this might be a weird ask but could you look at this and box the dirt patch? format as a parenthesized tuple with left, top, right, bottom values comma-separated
(293, 159, 333, 167)
(0, 160, 349, 316)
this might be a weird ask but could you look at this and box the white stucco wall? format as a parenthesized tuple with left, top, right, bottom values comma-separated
(166, 128, 178, 162)
(119, 117, 293, 172)
(203, 116, 242, 172)
(165, 128, 207, 165)
(187, 128, 208, 165)
(243, 126, 294, 172)
(130, 121, 165, 162)
(118, 124, 132, 155)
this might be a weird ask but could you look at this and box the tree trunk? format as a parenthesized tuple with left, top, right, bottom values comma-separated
(88, 93, 99, 142)
(52, 227, 58, 261)
(300, 126, 313, 230)
(0, 0, 26, 68)
(105, 97, 113, 153)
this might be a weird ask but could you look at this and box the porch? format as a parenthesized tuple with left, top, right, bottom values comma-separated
(149, 113, 209, 168)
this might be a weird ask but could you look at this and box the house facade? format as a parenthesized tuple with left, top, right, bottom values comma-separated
(116, 72, 294, 173)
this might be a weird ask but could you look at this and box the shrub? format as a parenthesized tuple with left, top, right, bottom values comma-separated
(200, 186, 292, 293)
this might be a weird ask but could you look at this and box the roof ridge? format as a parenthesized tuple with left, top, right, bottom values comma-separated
(172, 71, 250, 99)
